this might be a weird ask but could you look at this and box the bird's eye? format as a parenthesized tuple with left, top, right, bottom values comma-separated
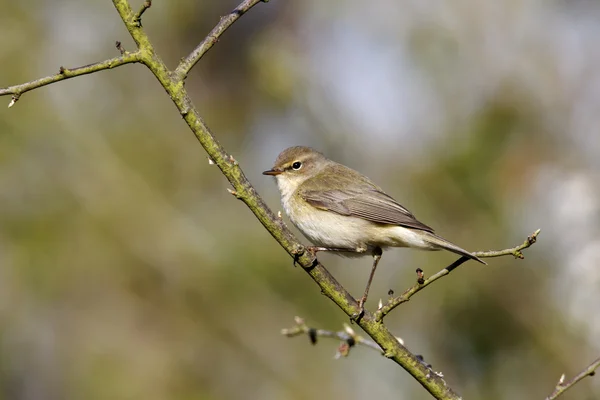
(292, 161, 302, 170)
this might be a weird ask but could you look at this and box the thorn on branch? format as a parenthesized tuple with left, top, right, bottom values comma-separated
(226, 188, 242, 199)
(59, 66, 66, 74)
(207, 157, 215, 165)
(8, 94, 20, 108)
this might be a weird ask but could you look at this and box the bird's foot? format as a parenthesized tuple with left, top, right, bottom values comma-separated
(290, 244, 306, 267)
(350, 297, 366, 322)
(291, 245, 322, 268)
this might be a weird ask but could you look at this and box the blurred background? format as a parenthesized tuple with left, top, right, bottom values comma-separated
(1, 0, 599, 399)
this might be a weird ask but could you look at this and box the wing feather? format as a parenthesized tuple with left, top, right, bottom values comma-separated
(298, 163, 434, 232)
(300, 188, 434, 233)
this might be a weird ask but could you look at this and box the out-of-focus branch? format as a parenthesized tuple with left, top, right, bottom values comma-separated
(282, 317, 447, 382)
(282, 316, 387, 357)
(375, 229, 541, 321)
(174, 0, 266, 81)
(545, 357, 600, 400)
(0, 47, 141, 107)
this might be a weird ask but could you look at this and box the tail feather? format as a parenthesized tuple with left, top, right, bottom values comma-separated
(424, 233, 487, 265)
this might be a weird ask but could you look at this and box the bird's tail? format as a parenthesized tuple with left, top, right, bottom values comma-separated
(423, 232, 487, 265)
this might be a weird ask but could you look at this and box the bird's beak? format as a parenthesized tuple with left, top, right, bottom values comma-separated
(262, 168, 283, 176)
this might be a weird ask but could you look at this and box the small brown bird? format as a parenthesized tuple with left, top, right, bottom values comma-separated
(264, 146, 484, 314)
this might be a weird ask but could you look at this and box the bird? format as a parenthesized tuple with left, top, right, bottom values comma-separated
(263, 146, 485, 315)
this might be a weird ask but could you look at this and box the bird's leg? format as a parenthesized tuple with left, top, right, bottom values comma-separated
(356, 247, 383, 317)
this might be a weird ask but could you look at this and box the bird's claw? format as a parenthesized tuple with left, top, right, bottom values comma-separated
(291, 244, 305, 267)
(291, 244, 305, 257)
(350, 297, 366, 322)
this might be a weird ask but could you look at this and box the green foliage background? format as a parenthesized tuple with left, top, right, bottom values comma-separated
(0, 1, 599, 399)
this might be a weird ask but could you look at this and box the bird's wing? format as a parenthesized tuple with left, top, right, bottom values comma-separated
(299, 166, 434, 233)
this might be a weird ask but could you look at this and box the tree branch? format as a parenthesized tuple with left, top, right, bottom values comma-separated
(545, 357, 600, 400)
(0, 49, 141, 107)
(174, 0, 266, 81)
(375, 229, 540, 321)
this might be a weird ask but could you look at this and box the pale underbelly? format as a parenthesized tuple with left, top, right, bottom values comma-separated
(287, 206, 435, 255)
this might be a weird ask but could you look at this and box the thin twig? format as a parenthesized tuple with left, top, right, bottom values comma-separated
(282, 317, 448, 380)
(375, 229, 541, 321)
(471, 229, 541, 259)
(282, 316, 388, 356)
(174, 0, 266, 80)
(0, 52, 141, 106)
(133, 0, 152, 26)
(545, 357, 600, 400)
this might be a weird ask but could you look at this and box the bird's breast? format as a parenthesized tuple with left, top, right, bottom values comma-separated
(283, 193, 377, 252)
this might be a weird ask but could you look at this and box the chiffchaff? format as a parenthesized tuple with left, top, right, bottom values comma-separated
(263, 146, 484, 314)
